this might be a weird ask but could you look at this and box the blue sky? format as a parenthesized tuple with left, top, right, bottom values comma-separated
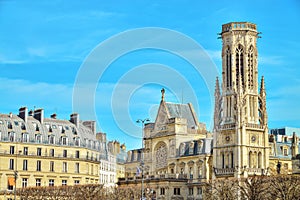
(0, 0, 300, 150)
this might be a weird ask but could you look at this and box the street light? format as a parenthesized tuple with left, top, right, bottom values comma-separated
(136, 118, 150, 200)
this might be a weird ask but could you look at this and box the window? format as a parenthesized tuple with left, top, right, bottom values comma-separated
(22, 178, 28, 188)
(9, 159, 14, 170)
(50, 149, 55, 157)
(49, 179, 54, 186)
(63, 162, 67, 172)
(62, 180, 67, 186)
(62, 137, 68, 145)
(75, 150, 80, 158)
(74, 137, 80, 146)
(197, 187, 202, 195)
(22, 133, 29, 142)
(74, 180, 80, 185)
(14, 121, 19, 126)
(174, 188, 181, 195)
(37, 160, 41, 171)
(36, 178, 41, 187)
(189, 188, 193, 195)
(0, 120, 3, 124)
(10, 146, 15, 154)
(160, 188, 165, 195)
(75, 163, 80, 173)
(50, 161, 54, 172)
(52, 125, 57, 129)
(63, 150, 67, 157)
(8, 132, 15, 142)
(284, 148, 288, 156)
(35, 134, 42, 143)
(8, 178, 14, 191)
(7, 121, 13, 129)
(0, 131, 1, 141)
(23, 160, 28, 171)
(23, 147, 28, 155)
(49, 135, 55, 144)
(37, 148, 42, 156)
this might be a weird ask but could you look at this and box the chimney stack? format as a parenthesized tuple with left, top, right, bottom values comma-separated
(19, 107, 28, 123)
(50, 113, 57, 119)
(70, 113, 79, 127)
(33, 108, 44, 124)
(82, 121, 96, 134)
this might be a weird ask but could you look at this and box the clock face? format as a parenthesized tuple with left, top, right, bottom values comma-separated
(225, 136, 230, 142)
(251, 136, 256, 142)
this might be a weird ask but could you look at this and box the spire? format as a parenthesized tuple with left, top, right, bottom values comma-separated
(161, 88, 165, 102)
(215, 77, 220, 97)
(214, 77, 221, 131)
(260, 76, 266, 96)
(259, 76, 268, 125)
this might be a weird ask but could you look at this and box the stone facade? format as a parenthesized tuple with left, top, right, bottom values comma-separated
(213, 22, 269, 178)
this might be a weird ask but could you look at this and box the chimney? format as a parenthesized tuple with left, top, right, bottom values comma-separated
(19, 107, 28, 123)
(50, 113, 57, 119)
(70, 113, 79, 127)
(28, 110, 33, 116)
(82, 121, 96, 134)
(33, 108, 44, 124)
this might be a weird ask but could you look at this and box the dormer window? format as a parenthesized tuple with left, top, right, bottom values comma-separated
(74, 137, 80, 146)
(180, 143, 186, 156)
(22, 133, 29, 143)
(0, 120, 3, 124)
(14, 121, 19, 126)
(21, 123, 26, 130)
(7, 121, 13, 129)
(8, 132, 15, 142)
(49, 135, 55, 144)
(35, 134, 42, 143)
(61, 136, 68, 145)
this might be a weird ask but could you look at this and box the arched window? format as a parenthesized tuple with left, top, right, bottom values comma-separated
(8, 132, 15, 142)
(222, 153, 225, 168)
(74, 137, 80, 146)
(249, 151, 252, 168)
(48, 135, 55, 144)
(258, 152, 262, 168)
(226, 46, 232, 88)
(236, 44, 244, 89)
(248, 45, 254, 89)
(35, 134, 42, 143)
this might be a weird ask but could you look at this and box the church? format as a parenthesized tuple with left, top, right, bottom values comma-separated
(118, 22, 300, 199)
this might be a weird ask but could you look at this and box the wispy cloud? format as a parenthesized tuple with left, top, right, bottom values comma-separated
(259, 55, 283, 65)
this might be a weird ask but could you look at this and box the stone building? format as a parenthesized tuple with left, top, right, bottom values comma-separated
(0, 107, 102, 199)
(213, 22, 269, 178)
(119, 22, 300, 200)
(119, 89, 212, 199)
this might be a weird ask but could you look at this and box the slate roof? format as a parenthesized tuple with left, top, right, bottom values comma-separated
(165, 102, 198, 128)
(0, 112, 102, 152)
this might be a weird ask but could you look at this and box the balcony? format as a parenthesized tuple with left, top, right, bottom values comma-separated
(219, 123, 236, 130)
(214, 168, 235, 176)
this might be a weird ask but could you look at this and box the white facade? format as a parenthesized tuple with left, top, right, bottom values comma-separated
(99, 153, 117, 187)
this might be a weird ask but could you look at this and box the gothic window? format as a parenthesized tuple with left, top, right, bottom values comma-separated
(236, 44, 244, 89)
(226, 46, 232, 88)
(258, 152, 262, 168)
(248, 46, 254, 89)
(249, 151, 252, 168)
(222, 153, 225, 168)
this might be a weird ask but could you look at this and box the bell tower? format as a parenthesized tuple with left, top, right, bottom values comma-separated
(213, 22, 269, 178)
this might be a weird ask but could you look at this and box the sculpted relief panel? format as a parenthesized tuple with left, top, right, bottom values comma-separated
(155, 143, 167, 169)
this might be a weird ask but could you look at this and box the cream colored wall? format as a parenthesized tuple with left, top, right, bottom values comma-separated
(0, 141, 100, 191)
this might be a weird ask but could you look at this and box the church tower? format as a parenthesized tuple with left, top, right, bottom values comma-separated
(213, 22, 269, 178)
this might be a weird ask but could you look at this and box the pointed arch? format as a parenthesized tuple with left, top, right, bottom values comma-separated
(248, 45, 255, 89)
(236, 44, 244, 89)
(225, 46, 232, 88)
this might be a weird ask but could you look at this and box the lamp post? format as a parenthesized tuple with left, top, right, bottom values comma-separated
(136, 118, 150, 200)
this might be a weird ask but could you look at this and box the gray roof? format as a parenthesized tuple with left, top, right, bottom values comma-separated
(179, 138, 213, 157)
(165, 102, 197, 128)
(0, 113, 103, 152)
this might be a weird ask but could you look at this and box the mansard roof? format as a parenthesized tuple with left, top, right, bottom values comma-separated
(0, 109, 102, 152)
